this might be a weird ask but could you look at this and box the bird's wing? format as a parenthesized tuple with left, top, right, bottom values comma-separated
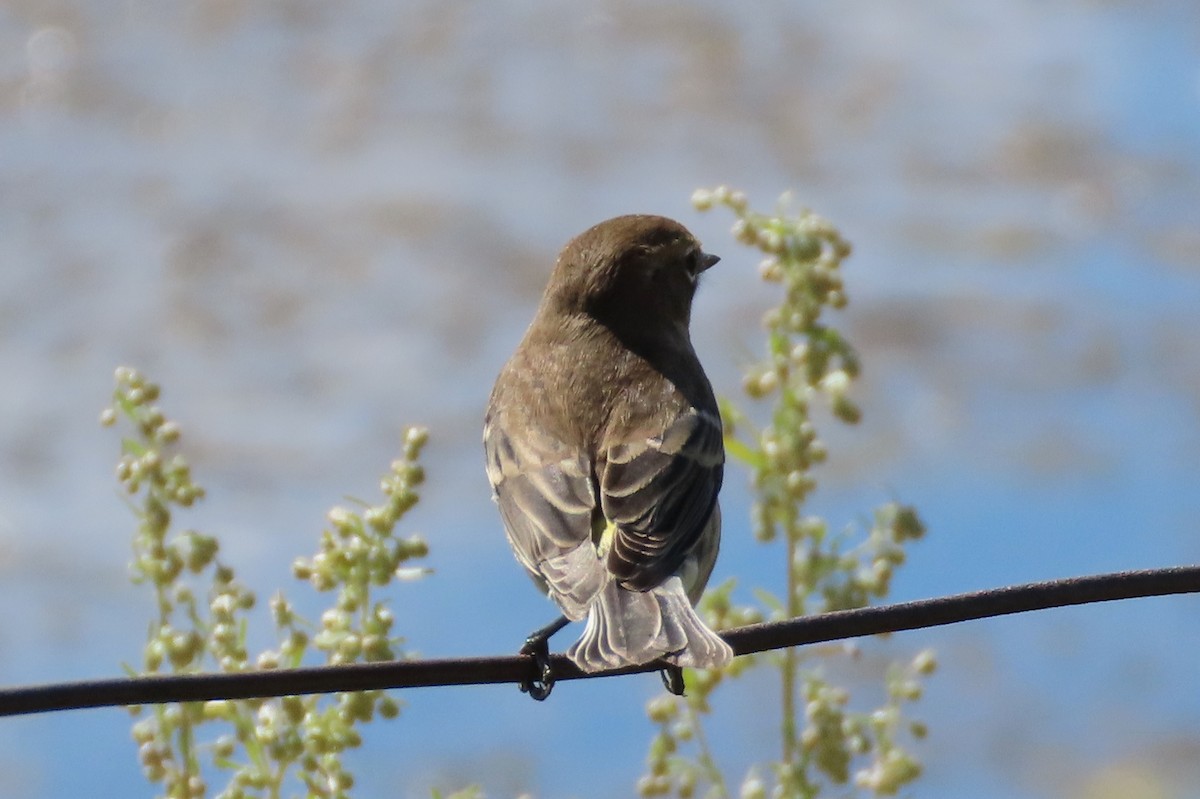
(483, 419, 604, 618)
(600, 407, 724, 591)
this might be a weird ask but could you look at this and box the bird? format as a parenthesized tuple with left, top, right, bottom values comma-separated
(483, 214, 733, 699)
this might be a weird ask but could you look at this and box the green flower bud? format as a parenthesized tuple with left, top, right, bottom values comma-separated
(646, 696, 677, 723)
(912, 649, 937, 675)
(739, 775, 766, 799)
(156, 421, 181, 444)
(378, 696, 401, 718)
(732, 219, 757, 245)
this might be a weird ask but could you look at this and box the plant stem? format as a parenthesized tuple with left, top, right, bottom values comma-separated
(782, 525, 798, 764)
(686, 699, 730, 799)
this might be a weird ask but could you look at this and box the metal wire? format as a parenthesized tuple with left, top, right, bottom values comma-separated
(2, 565, 1197, 717)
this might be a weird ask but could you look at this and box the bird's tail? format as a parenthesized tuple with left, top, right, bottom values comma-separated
(567, 576, 733, 672)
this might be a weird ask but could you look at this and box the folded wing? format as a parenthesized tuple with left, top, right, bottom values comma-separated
(483, 421, 604, 619)
(600, 407, 724, 591)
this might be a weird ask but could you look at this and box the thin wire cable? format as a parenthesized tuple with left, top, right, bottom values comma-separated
(1, 565, 1197, 717)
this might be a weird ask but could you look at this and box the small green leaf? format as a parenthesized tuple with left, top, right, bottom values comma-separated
(724, 435, 765, 468)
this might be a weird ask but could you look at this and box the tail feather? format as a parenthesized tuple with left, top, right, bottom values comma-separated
(567, 576, 733, 672)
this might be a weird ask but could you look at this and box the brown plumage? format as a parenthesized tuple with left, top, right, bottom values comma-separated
(483, 215, 733, 672)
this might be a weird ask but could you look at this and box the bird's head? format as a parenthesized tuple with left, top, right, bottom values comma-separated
(543, 215, 720, 335)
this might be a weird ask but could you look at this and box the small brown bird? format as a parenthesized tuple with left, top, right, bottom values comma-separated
(484, 215, 733, 697)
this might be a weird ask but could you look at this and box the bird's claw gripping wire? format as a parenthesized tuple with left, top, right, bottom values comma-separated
(518, 615, 570, 701)
(519, 637, 555, 701)
(660, 664, 685, 696)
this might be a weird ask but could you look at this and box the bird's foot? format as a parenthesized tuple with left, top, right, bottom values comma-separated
(518, 635, 555, 701)
(660, 664, 685, 696)
(516, 614, 569, 701)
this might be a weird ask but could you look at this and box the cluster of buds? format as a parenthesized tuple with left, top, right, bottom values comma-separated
(106, 367, 432, 798)
(292, 426, 430, 665)
(693, 189, 862, 546)
(103, 368, 200, 506)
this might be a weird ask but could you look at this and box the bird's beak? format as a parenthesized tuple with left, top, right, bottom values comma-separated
(698, 252, 720, 272)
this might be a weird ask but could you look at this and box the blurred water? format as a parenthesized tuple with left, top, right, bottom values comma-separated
(1, 1, 1199, 797)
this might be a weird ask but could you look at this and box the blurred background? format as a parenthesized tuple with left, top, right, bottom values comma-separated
(2, 1, 1199, 797)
